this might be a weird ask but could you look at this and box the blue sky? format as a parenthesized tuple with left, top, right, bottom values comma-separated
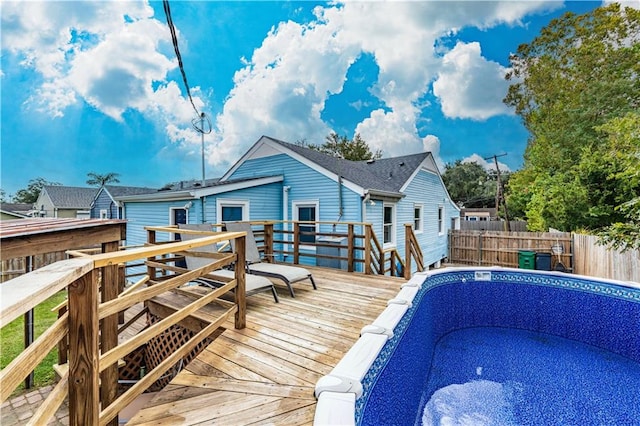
(0, 1, 614, 198)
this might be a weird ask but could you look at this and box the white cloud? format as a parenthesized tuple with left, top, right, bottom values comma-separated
(1, 1, 203, 144)
(208, 1, 557, 169)
(433, 41, 513, 120)
(2, 1, 560, 173)
(462, 153, 511, 172)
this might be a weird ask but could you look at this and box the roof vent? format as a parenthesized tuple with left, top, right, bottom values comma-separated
(366, 159, 375, 164)
(399, 161, 405, 166)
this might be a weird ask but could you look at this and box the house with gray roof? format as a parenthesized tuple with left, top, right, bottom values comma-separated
(0, 203, 33, 220)
(35, 186, 99, 219)
(90, 185, 158, 219)
(120, 135, 459, 271)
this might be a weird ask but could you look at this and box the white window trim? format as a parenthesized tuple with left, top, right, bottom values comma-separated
(292, 200, 319, 251)
(100, 209, 108, 219)
(169, 207, 189, 225)
(438, 205, 445, 236)
(383, 203, 396, 248)
(413, 203, 423, 234)
(216, 199, 250, 223)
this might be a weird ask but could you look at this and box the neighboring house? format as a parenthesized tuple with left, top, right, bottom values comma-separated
(460, 208, 497, 221)
(0, 203, 33, 220)
(119, 135, 460, 271)
(90, 185, 158, 219)
(35, 186, 98, 219)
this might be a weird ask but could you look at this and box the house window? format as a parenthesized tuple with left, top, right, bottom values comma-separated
(413, 204, 423, 233)
(100, 209, 108, 219)
(170, 207, 188, 226)
(438, 205, 445, 235)
(293, 201, 318, 246)
(217, 199, 249, 223)
(383, 204, 395, 246)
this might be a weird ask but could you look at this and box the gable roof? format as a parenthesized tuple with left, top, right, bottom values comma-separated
(222, 136, 437, 198)
(41, 186, 98, 209)
(0, 203, 32, 219)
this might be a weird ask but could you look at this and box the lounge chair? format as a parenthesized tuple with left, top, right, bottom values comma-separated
(178, 224, 279, 302)
(224, 222, 317, 297)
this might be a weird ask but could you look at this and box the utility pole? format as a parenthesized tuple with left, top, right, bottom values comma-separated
(484, 153, 511, 231)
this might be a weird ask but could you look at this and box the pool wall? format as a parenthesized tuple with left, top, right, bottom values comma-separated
(313, 267, 640, 425)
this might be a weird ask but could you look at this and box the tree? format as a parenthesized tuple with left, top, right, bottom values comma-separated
(593, 112, 640, 250)
(504, 3, 640, 231)
(442, 161, 497, 208)
(0, 189, 8, 203)
(307, 133, 382, 161)
(13, 178, 62, 204)
(86, 172, 120, 187)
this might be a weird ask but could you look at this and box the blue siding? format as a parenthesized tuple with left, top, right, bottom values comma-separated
(124, 199, 200, 247)
(400, 170, 459, 268)
(229, 154, 362, 230)
(204, 182, 282, 223)
(91, 189, 119, 219)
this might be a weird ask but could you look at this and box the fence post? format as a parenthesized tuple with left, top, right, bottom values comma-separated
(477, 233, 483, 266)
(234, 235, 247, 329)
(146, 229, 157, 281)
(68, 269, 99, 426)
(263, 223, 274, 263)
(101, 241, 120, 426)
(347, 224, 355, 273)
(364, 225, 372, 275)
(405, 224, 412, 280)
(293, 222, 300, 265)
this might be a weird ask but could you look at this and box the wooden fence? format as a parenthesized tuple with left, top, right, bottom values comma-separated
(448, 230, 573, 270)
(1, 252, 67, 282)
(573, 234, 640, 283)
(459, 220, 528, 232)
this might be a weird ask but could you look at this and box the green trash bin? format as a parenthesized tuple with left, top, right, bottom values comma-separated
(518, 250, 535, 269)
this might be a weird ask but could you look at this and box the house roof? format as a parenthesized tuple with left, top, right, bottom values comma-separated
(42, 186, 98, 209)
(103, 185, 158, 197)
(1, 203, 34, 215)
(116, 175, 283, 202)
(232, 136, 434, 197)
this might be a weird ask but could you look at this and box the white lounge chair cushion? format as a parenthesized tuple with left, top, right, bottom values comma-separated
(248, 262, 311, 283)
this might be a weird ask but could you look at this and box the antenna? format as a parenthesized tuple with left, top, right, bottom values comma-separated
(484, 153, 510, 231)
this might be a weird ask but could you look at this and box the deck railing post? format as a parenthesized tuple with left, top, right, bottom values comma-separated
(147, 229, 157, 281)
(293, 222, 300, 265)
(347, 224, 355, 273)
(405, 224, 412, 280)
(68, 269, 99, 426)
(264, 223, 274, 263)
(364, 224, 372, 275)
(101, 241, 120, 426)
(234, 235, 247, 329)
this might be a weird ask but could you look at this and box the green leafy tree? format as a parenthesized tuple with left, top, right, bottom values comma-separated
(0, 189, 8, 203)
(442, 161, 498, 208)
(593, 112, 640, 250)
(13, 178, 62, 204)
(504, 3, 640, 231)
(307, 133, 382, 161)
(86, 172, 120, 187)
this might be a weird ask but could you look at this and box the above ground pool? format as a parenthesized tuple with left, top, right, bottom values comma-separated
(313, 268, 640, 425)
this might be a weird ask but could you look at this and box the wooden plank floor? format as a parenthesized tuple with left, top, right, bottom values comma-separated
(126, 267, 403, 425)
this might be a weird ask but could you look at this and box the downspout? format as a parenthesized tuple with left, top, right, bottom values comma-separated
(334, 176, 343, 232)
(201, 197, 206, 223)
(283, 186, 290, 260)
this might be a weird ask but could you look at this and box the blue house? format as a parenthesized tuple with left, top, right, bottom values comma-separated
(90, 185, 158, 219)
(118, 136, 460, 272)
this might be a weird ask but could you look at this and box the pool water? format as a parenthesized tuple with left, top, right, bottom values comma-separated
(421, 327, 640, 425)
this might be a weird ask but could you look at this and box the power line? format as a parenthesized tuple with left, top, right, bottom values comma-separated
(162, 0, 201, 119)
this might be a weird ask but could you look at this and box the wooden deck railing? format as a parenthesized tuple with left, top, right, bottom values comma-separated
(0, 231, 247, 426)
(158, 220, 424, 278)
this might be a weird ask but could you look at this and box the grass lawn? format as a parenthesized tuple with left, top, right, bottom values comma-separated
(1, 290, 68, 396)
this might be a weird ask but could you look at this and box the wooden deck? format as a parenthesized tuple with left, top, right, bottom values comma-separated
(126, 266, 403, 425)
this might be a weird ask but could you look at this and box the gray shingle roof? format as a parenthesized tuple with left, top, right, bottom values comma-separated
(43, 186, 98, 208)
(264, 137, 429, 194)
(104, 185, 159, 197)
